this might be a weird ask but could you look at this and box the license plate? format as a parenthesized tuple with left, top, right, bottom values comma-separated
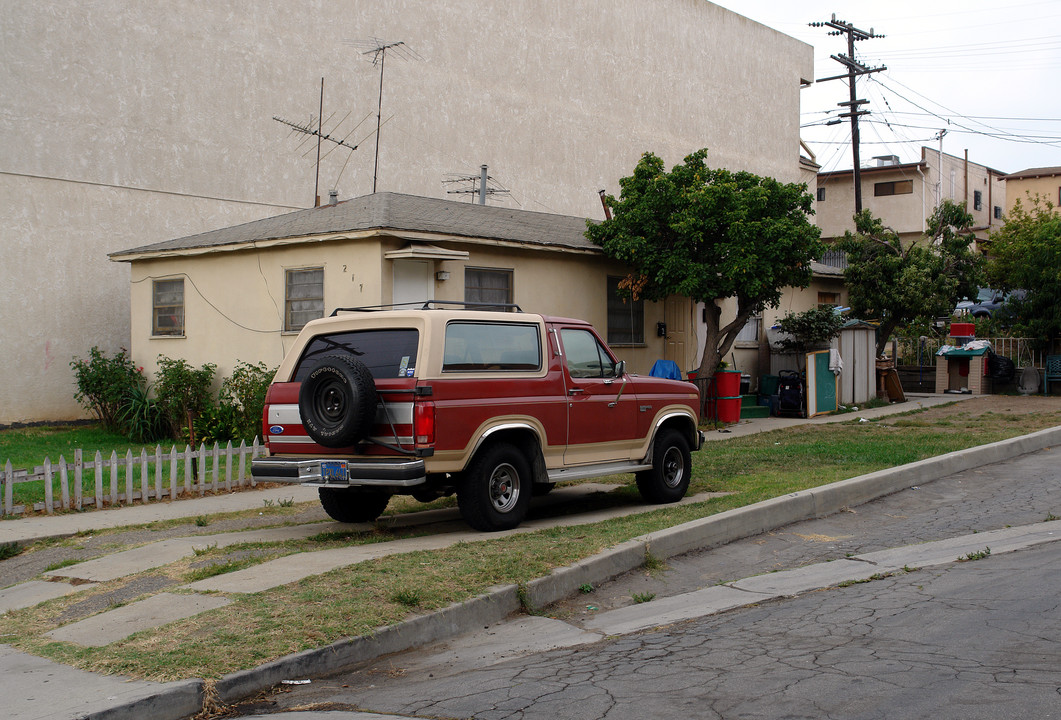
(320, 461, 348, 483)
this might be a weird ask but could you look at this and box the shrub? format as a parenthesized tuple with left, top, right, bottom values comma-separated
(154, 355, 217, 442)
(70, 347, 144, 432)
(119, 383, 168, 443)
(774, 307, 845, 354)
(219, 361, 275, 441)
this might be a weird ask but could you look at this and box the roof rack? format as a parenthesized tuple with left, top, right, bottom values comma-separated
(330, 301, 523, 316)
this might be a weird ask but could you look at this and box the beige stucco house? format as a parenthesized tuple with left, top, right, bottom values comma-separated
(111, 190, 844, 393)
(1002, 167, 1061, 214)
(2, 0, 814, 424)
(816, 148, 1007, 250)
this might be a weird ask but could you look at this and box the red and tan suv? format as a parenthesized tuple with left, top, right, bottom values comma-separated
(251, 304, 703, 531)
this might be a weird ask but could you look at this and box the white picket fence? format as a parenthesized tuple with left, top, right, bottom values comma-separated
(1, 438, 262, 517)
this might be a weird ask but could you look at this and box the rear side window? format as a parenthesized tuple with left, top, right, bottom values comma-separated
(443, 322, 542, 372)
(293, 329, 420, 380)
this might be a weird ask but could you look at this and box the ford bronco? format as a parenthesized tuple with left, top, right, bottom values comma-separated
(251, 303, 704, 531)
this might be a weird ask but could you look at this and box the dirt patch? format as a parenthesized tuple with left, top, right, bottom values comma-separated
(888, 394, 1061, 422)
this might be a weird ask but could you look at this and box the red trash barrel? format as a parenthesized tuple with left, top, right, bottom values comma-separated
(717, 395, 741, 423)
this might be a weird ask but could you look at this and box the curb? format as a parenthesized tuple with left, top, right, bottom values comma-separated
(105, 425, 1061, 717)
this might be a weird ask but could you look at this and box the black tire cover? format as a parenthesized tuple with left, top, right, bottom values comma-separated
(298, 354, 378, 448)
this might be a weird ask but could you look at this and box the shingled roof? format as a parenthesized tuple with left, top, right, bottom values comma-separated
(110, 192, 599, 260)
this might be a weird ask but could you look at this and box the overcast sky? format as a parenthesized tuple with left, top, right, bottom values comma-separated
(709, 0, 1061, 175)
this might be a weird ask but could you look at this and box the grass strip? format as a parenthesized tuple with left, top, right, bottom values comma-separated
(1, 405, 1059, 681)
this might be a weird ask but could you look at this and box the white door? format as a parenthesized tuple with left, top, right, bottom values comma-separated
(392, 260, 432, 308)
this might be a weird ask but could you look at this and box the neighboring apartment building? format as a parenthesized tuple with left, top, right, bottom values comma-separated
(815, 148, 1007, 249)
(2, 0, 814, 424)
(1002, 166, 1061, 213)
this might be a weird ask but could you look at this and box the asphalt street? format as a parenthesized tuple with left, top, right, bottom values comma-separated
(235, 444, 1061, 720)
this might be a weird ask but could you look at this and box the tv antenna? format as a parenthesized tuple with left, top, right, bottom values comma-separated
(345, 37, 423, 193)
(274, 77, 374, 206)
(443, 165, 512, 205)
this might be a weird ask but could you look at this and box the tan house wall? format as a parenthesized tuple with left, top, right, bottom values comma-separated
(1005, 174, 1061, 214)
(128, 239, 677, 385)
(816, 149, 1005, 246)
(2, 0, 811, 423)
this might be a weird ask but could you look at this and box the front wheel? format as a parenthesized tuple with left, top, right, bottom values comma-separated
(318, 487, 391, 523)
(635, 428, 691, 504)
(457, 443, 532, 531)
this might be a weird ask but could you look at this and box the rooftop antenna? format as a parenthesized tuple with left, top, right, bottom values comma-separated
(346, 37, 423, 193)
(442, 165, 512, 205)
(274, 78, 369, 206)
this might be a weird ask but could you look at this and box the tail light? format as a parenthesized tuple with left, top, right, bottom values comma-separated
(415, 400, 436, 446)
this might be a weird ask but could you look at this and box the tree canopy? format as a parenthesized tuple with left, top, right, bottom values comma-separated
(986, 196, 1061, 344)
(585, 149, 823, 377)
(837, 200, 981, 356)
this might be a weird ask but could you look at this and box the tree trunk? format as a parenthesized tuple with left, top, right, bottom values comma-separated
(695, 300, 757, 382)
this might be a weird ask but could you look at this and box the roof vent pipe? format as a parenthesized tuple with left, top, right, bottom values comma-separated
(328, 190, 338, 206)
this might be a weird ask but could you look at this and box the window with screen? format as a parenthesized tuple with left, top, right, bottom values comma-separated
(285, 267, 324, 332)
(464, 267, 513, 310)
(152, 278, 184, 336)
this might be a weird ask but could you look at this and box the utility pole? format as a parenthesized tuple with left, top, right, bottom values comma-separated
(810, 15, 886, 214)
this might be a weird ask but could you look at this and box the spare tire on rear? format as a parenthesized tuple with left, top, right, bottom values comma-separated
(298, 354, 378, 447)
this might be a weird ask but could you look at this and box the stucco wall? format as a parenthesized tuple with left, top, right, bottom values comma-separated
(816, 149, 1006, 243)
(128, 239, 671, 382)
(2, 0, 811, 423)
(1005, 175, 1061, 214)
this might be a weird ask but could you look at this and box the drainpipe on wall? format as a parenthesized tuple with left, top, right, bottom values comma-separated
(964, 149, 969, 207)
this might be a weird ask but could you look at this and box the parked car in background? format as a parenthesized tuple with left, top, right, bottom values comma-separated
(955, 288, 1026, 319)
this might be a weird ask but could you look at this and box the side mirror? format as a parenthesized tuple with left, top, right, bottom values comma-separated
(614, 360, 626, 378)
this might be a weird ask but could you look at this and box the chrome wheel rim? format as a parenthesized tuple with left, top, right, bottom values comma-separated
(489, 463, 520, 513)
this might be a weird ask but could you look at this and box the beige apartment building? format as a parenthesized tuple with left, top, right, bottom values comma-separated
(2, 0, 814, 423)
(1002, 167, 1061, 213)
(815, 148, 1007, 249)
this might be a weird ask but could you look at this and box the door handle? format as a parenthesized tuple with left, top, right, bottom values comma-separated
(568, 388, 585, 395)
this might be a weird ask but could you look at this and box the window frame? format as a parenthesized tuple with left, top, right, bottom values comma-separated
(873, 180, 914, 197)
(284, 266, 324, 333)
(442, 321, 543, 373)
(464, 266, 514, 310)
(152, 278, 185, 337)
(606, 275, 645, 346)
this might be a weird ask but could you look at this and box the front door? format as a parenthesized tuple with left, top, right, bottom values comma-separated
(392, 260, 432, 308)
(664, 296, 690, 370)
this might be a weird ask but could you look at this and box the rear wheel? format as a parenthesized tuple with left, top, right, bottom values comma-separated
(458, 443, 532, 531)
(318, 487, 391, 523)
(635, 428, 691, 504)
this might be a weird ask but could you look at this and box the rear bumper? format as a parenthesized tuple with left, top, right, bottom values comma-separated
(251, 457, 427, 487)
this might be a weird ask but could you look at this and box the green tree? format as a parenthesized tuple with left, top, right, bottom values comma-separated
(586, 149, 824, 378)
(838, 200, 981, 356)
(986, 196, 1061, 345)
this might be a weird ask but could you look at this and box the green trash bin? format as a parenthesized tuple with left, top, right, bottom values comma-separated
(760, 374, 779, 397)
